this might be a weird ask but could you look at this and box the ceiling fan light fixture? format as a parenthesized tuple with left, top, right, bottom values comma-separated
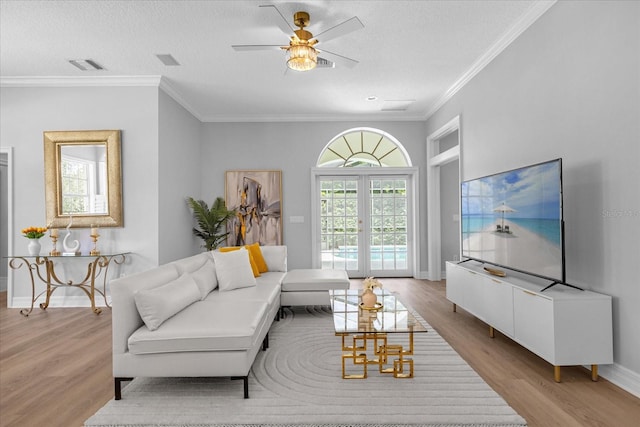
(287, 44, 317, 72)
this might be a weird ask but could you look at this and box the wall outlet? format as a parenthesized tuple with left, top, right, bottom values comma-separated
(289, 216, 304, 223)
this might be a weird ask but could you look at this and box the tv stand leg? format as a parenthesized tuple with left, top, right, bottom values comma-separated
(452, 303, 457, 312)
(489, 326, 495, 338)
(554, 366, 562, 382)
(591, 365, 599, 381)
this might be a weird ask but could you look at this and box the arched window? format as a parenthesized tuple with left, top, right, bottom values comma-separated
(317, 128, 411, 167)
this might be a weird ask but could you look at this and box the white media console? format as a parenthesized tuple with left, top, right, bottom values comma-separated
(445, 261, 613, 382)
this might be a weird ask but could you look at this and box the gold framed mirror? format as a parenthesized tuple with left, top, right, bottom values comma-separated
(44, 130, 123, 228)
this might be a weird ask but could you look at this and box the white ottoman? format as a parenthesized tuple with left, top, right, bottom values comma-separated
(280, 269, 350, 307)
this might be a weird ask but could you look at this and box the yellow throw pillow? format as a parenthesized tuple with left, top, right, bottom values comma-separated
(245, 242, 269, 273)
(219, 246, 261, 277)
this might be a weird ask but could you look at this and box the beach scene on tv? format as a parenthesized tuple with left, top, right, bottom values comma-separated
(460, 160, 563, 281)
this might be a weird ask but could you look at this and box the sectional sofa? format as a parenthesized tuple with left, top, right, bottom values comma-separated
(110, 245, 349, 399)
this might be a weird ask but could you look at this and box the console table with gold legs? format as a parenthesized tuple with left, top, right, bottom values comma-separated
(7, 252, 129, 316)
(329, 289, 428, 379)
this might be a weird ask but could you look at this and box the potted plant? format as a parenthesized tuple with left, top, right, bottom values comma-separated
(187, 197, 236, 251)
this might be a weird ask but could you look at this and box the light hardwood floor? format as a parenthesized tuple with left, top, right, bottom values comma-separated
(1, 279, 638, 427)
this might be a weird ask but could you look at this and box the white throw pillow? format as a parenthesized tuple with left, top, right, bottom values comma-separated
(261, 246, 287, 272)
(212, 248, 257, 292)
(134, 273, 201, 331)
(190, 259, 218, 299)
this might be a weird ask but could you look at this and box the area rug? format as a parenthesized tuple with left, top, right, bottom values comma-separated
(85, 306, 527, 427)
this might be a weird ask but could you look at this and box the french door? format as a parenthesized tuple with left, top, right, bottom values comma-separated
(315, 173, 412, 278)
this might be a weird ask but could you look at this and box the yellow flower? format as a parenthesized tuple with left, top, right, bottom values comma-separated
(22, 226, 47, 239)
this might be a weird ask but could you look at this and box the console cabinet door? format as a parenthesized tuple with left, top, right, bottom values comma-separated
(446, 263, 485, 321)
(513, 288, 554, 362)
(463, 270, 486, 321)
(484, 277, 514, 337)
(445, 263, 467, 307)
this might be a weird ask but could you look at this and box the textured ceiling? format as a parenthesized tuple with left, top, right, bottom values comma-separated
(0, 0, 555, 122)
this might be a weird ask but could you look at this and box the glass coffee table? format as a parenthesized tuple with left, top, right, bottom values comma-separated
(329, 289, 428, 379)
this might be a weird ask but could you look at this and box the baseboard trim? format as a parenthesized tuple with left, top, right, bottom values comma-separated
(0, 277, 6, 292)
(415, 270, 448, 281)
(416, 270, 429, 280)
(595, 363, 640, 398)
(11, 295, 109, 308)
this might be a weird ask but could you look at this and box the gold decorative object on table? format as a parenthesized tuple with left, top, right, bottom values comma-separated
(49, 228, 61, 256)
(359, 301, 383, 311)
(90, 225, 100, 256)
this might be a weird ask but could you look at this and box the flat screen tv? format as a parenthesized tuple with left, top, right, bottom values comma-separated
(460, 158, 566, 286)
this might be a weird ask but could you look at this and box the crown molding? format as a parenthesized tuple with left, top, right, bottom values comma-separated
(424, 0, 557, 120)
(201, 113, 427, 123)
(0, 75, 206, 122)
(157, 77, 205, 122)
(0, 75, 162, 87)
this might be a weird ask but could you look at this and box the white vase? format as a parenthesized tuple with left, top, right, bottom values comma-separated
(27, 239, 41, 256)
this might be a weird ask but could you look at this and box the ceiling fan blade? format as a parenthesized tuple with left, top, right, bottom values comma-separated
(232, 45, 284, 51)
(317, 50, 359, 68)
(313, 16, 364, 43)
(259, 4, 295, 35)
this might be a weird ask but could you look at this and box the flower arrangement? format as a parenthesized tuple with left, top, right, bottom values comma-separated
(22, 226, 47, 239)
(362, 276, 383, 291)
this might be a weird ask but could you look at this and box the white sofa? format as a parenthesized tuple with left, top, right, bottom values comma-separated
(111, 245, 288, 399)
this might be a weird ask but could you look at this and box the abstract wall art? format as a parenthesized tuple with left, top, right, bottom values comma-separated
(225, 170, 282, 246)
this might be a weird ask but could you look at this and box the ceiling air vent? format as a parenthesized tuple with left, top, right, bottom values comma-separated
(156, 54, 180, 66)
(381, 100, 415, 111)
(69, 59, 105, 71)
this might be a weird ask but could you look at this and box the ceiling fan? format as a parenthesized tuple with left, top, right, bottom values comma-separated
(232, 4, 364, 72)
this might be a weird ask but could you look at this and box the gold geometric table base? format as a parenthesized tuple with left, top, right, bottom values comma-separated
(338, 332, 414, 379)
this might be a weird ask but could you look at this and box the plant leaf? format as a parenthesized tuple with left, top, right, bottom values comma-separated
(187, 196, 236, 250)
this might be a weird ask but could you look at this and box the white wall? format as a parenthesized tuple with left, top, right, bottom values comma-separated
(439, 131, 459, 270)
(200, 121, 427, 271)
(425, 0, 640, 388)
(158, 90, 202, 264)
(0, 85, 161, 302)
(0, 152, 8, 291)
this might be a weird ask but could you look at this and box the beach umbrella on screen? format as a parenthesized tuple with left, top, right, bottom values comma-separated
(493, 203, 516, 230)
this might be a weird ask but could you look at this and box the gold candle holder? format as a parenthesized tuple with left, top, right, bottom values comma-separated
(90, 234, 100, 256)
(90, 226, 100, 256)
(49, 230, 61, 256)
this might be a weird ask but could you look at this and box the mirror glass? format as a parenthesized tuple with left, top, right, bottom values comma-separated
(44, 130, 123, 228)
(60, 144, 108, 215)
